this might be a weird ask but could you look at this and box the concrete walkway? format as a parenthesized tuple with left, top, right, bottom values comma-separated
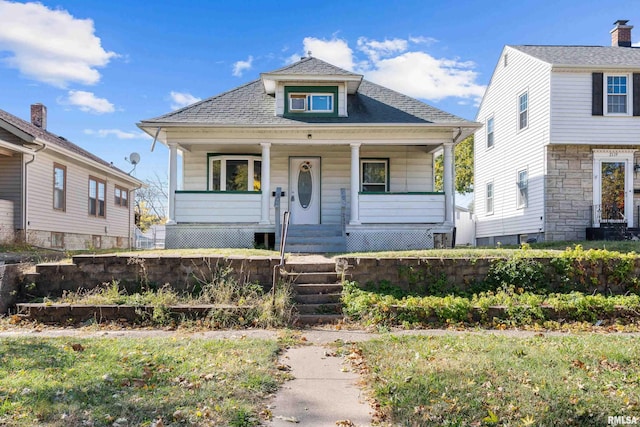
(267, 345, 372, 426)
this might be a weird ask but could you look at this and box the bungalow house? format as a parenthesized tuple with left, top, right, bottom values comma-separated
(475, 21, 640, 245)
(138, 57, 480, 252)
(0, 104, 144, 250)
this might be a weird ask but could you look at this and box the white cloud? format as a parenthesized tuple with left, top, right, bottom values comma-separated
(298, 37, 355, 71)
(366, 52, 486, 102)
(232, 55, 253, 77)
(409, 36, 438, 46)
(169, 91, 201, 110)
(357, 37, 407, 62)
(84, 128, 148, 139)
(62, 90, 114, 114)
(0, 0, 116, 87)
(288, 35, 485, 104)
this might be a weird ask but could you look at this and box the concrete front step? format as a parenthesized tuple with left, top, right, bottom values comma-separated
(297, 303, 343, 315)
(284, 272, 343, 284)
(285, 243, 347, 253)
(294, 283, 344, 295)
(295, 314, 344, 325)
(284, 262, 338, 273)
(295, 293, 342, 304)
(286, 225, 343, 237)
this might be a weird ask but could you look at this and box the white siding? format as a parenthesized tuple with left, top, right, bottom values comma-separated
(181, 144, 435, 225)
(550, 72, 640, 144)
(26, 150, 135, 242)
(175, 193, 261, 222)
(359, 194, 444, 223)
(475, 47, 549, 239)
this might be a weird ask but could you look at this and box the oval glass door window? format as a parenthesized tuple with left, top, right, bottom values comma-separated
(298, 166, 313, 209)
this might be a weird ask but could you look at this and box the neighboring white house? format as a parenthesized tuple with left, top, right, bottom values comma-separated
(475, 20, 640, 245)
(138, 57, 480, 252)
(0, 104, 144, 250)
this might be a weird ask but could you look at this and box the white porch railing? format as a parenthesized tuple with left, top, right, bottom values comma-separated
(358, 192, 445, 224)
(174, 191, 261, 223)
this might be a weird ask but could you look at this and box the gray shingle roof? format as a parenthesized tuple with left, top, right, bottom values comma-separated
(510, 45, 640, 67)
(263, 56, 362, 76)
(0, 108, 132, 177)
(141, 58, 471, 126)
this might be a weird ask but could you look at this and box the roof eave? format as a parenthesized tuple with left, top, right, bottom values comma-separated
(138, 121, 480, 130)
(260, 73, 364, 94)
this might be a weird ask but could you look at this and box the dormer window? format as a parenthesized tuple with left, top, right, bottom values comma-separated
(284, 86, 338, 116)
(288, 93, 334, 113)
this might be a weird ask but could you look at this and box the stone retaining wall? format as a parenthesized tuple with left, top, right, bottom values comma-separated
(342, 256, 640, 294)
(26, 255, 281, 298)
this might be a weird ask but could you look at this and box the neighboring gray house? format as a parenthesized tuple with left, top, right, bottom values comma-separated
(475, 21, 640, 245)
(138, 57, 480, 252)
(0, 104, 143, 250)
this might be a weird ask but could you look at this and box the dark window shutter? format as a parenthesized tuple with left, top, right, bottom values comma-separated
(592, 72, 603, 116)
(633, 73, 640, 116)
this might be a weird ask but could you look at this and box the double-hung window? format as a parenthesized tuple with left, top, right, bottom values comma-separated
(517, 169, 528, 209)
(209, 155, 261, 191)
(486, 182, 494, 215)
(518, 91, 528, 130)
(360, 159, 389, 192)
(606, 75, 629, 114)
(115, 186, 128, 207)
(89, 177, 106, 218)
(53, 164, 66, 211)
(487, 117, 495, 148)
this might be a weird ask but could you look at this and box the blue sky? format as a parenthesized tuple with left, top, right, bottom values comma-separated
(0, 0, 638, 182)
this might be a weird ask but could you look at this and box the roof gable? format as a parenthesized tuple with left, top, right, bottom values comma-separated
(0, 108, 141, 184)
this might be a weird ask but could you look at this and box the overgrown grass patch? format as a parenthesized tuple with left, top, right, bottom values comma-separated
(342, 281, 640, 328)
(346, 334, 640, 426)
(0, 336, 284, 426)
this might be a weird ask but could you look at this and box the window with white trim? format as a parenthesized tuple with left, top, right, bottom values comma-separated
(288, 93, 334, 113)
(360, 159, 389, 192)
(487, 117, 495, 148)
(209, 156, 261, 191)
(486, 182, 494, 215)
(518, 91, 528, 130)
(517, 169, 528, 209)
(606, 74, 629, 115)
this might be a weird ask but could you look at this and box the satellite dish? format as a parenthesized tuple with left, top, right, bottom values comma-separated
(129, 152, 141, 165)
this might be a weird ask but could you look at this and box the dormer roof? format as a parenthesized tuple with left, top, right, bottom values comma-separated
(260, 56, 363, 94)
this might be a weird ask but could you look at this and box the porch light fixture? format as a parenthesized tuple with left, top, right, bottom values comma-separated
(307, 133, 312, 139)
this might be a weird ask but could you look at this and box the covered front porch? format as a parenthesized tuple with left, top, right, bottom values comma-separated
(164, 137, 458, 252)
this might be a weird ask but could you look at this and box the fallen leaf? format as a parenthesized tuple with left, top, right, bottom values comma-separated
(71, 343, 84, 352)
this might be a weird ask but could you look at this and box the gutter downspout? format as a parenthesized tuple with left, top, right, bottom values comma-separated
(128, 183, 144, 250)
(450, 127, 463, 248)
(23, 143, 46, 243)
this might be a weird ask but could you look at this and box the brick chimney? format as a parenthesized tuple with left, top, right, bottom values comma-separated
(611, 20, 633, 47)
(30, 103, 47, 129)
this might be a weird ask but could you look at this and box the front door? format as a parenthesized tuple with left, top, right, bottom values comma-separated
(593, 150, 634, 227)
(289, 157, 320, 224)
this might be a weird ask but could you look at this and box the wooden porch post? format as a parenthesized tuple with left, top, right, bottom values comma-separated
(167, 143, 178, 224)
(260, 142, 271, 224)
(443, 142, 454, 226)
(350, 143, 361, 225)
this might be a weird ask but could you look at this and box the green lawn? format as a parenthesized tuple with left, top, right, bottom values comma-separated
(0, 336, 284, 426)
(347, 334, 640, 426)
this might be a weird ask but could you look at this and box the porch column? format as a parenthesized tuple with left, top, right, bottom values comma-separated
(443, 142, 454, 226)
(260, 142, 271, 224)
(167, 142, 178, 225)
(350, 143, 361, 225)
